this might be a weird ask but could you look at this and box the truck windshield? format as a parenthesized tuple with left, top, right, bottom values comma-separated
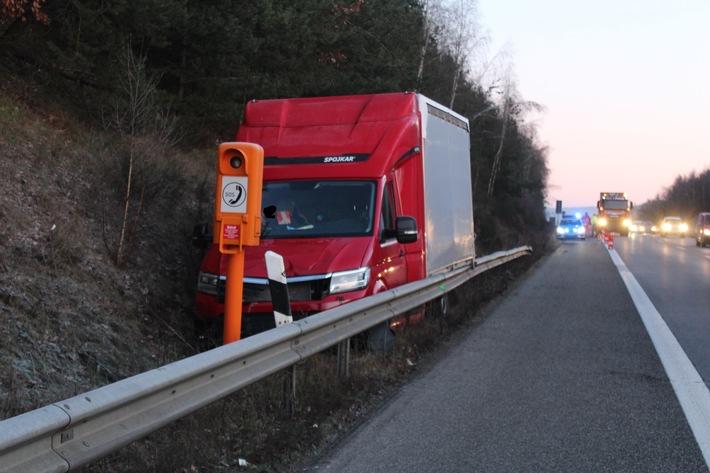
(603, 200, 628, 210)
(260, 180, 376, 238)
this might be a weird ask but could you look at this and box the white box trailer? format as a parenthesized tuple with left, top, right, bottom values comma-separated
(418, 95, 475, 275)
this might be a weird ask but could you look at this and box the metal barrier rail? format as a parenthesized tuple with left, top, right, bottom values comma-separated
(0, 246, 531, 473)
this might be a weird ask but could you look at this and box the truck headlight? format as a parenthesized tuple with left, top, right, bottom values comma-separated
(329, 267, 370, 295)
(197, 271, 220, 295)
(680, 223, 689, 232)
(599, 218, 607, 227)
(704, 229, 710, 236)
(623, 219, 632, 227)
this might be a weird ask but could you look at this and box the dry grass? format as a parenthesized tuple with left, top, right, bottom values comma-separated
(0, 90, 209, 417)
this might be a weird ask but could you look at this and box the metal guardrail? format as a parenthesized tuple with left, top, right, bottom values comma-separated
(0, 246, 531, 473)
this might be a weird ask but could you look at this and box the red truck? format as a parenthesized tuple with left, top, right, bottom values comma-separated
(193, 92, 475, 341)
(596, 192, 633, 236)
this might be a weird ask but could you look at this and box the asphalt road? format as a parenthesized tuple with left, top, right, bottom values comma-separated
(306, 238, 709, 472)
(614, 233, 710, 385)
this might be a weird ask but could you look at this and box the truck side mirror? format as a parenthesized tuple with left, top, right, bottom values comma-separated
(394, 216, 418, 244)
(192, 222, 213, 249)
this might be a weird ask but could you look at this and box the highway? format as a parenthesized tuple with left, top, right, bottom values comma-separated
(306, 235, 710, 472)
(616, 232, 710, 385)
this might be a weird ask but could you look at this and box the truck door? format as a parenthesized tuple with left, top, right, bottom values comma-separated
(372, 180, 408, 292)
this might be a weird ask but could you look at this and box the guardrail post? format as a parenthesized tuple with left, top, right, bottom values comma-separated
(283, 366, 297, 417)
(266, 251, 293, 328)
(337, 338, 351, 378)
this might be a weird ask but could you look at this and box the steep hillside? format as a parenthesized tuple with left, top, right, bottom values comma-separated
(0, 87, 212, 417)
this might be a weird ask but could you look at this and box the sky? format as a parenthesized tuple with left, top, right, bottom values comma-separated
(477, 0, 710, 208)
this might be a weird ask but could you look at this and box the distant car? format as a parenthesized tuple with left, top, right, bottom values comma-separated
(630, 220, 654, 234)
(557, 218, 586, 240)
(695, 212, 710, 247)
(660, 216, 688, 237)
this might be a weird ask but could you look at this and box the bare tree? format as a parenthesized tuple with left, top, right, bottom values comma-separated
(103, 45, 177, 265)
(486, 71, 545, 196)
(431, 0, 487, 108)
(415, 0, 441, 89)
(487, 75, 512, 196)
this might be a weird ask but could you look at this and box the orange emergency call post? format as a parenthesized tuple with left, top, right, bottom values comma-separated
(214, 142, 264, 344)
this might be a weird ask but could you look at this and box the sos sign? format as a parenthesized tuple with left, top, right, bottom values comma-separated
(214, 142, 264, 252)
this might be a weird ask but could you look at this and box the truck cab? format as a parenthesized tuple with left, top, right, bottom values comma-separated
(596, 192, 633, 236)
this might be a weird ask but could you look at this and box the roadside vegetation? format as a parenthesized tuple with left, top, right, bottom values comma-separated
(639, 171, 710, 224)
(2, 1, 554, 471)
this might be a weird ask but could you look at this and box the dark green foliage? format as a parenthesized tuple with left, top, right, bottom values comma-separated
(640, 169, 710, 223)
(1, 0, 550, 250)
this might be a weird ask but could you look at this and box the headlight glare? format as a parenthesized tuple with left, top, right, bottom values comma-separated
(330, 267, 370, 295)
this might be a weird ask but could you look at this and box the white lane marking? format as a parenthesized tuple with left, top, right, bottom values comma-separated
(608, 249, 710, 467)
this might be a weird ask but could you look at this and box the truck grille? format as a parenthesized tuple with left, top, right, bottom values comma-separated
(218, 276, 330, 303)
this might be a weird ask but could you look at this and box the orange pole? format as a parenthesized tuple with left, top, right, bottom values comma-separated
(223, 249, 245, 344)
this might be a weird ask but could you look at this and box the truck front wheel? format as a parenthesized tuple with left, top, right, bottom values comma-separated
(366, 322, 396, 351)
(426, 293, 449, 318)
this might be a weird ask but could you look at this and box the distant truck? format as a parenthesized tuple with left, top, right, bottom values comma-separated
(193, 92, 475, 340)
(596, 192, 633, 236)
